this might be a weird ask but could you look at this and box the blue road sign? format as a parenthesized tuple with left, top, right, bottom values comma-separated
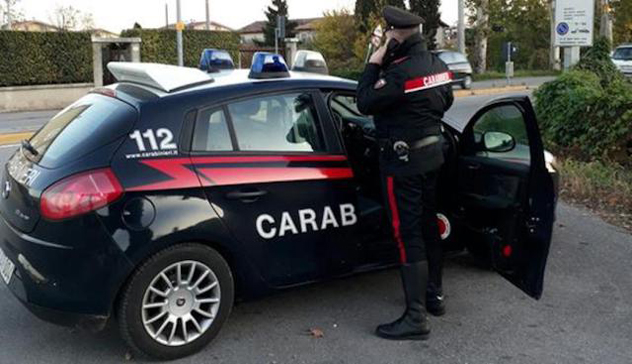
(557, 22, 570, 36)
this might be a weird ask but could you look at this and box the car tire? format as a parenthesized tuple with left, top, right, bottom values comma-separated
(461, 76, 472, 90)
(117, 243, 234, 360)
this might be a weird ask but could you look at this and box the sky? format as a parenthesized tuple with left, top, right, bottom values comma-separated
(15, 0, 459, 32)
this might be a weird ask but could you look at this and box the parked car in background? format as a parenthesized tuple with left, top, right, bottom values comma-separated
(435, 50, 473, 89)
(612, 44, 632, 77)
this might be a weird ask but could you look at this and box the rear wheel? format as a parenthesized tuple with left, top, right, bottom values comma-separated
(118, 244, 234, 360)
(461, 76, 473, 90)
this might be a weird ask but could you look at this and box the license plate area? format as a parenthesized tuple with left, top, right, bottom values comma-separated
(0, 247, 16, 285)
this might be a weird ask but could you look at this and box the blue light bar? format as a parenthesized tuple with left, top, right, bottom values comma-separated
(199, 49, 235, 73)
(248, 52, 290, 79)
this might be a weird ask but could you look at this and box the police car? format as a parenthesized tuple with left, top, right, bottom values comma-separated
(0, 53, 558, 360)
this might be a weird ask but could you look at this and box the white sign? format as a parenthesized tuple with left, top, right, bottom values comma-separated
(554, 0, 595, 47)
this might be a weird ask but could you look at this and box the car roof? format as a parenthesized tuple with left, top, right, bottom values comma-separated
(107, 63, 356, 107)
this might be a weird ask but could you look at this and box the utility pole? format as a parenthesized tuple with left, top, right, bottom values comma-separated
(600, 0, 613, 45)
(7, 0, 13, 30)
(165, 3, 169, 29)
(205, 0, 210, 30)
(458, 0, 466, 55)
(549, 0, 561, 70)
(176, 0, 184, 66)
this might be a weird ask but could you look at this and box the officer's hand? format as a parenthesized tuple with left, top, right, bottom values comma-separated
(369, 44, 388, 65)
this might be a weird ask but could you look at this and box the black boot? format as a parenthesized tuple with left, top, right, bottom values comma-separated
(426, 282, 446, 317)
(376, 261, 430, 340)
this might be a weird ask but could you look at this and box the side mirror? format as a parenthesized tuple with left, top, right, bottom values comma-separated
(483, 131, 516, 153)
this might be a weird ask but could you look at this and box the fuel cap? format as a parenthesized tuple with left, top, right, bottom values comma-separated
(122, 197, 156, 231)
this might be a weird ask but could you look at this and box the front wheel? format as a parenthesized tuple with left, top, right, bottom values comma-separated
(117, 244, 234, 360)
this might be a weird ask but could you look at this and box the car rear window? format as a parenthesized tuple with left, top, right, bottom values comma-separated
(26, 94, 137, 168)
(613, 47, 632, 60)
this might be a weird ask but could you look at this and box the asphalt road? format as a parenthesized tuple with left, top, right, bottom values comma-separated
(2, 89, 632, 363)
(470, 76, 556, 90)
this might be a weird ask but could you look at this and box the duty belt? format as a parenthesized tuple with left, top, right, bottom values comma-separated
(378, 135, 441, 162)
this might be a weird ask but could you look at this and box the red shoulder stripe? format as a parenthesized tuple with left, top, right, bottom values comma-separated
(404, 71, 453, 93)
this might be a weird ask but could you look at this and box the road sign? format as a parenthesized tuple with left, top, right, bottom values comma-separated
(554, 0, 595, 47)
(277, 15, 286, 40)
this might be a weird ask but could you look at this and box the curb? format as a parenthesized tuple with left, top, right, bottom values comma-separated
(0, 132, 33, 146)
(454, 85, 531, 98)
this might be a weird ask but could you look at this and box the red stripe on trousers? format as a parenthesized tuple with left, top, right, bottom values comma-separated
(386, 176, 407, 264)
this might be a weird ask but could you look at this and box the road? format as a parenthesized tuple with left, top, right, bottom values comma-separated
(2, 89, 632, 363)
(470, 76, 556, 90)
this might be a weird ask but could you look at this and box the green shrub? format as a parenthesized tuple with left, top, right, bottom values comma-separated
(120, 29, 240, 68)
(0, 31, 93, 87)
(330, 68, 363, 81)
(535, 70, 632, 165)
(575, 37, 623, 87)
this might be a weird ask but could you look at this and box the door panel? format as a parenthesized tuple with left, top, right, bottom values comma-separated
(459, 98, 555, 299)
(190, 91, 359, 287)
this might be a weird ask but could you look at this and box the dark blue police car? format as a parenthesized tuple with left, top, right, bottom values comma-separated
(0, 53, 558, 360)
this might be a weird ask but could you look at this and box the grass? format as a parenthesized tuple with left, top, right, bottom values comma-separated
(472, 70, 562, 82)
(557, 157, 632, 231)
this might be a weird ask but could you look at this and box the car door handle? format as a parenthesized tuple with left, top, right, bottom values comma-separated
(225, 190, 268, 201)
(467, 163, 481, 170)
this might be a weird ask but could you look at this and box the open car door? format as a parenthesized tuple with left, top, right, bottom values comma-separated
(456, 96, 555, 299)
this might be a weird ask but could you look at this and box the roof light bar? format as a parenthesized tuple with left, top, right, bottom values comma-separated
(248, 52, 290, 80)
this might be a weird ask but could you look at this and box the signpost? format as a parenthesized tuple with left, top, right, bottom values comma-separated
(275, 15, 286, 55)
(554, 0, 595, 69)
(176, 0, 184, 67)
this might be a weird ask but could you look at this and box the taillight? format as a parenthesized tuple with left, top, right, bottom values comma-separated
(41, 168, 123, 220)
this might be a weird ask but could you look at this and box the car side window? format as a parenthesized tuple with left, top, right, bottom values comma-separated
(192, 108, 233, 152)
(227, 92, 325, 152)
(472, 104, 530, 164)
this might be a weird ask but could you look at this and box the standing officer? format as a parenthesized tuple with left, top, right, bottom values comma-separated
(357, 6, 454, 340)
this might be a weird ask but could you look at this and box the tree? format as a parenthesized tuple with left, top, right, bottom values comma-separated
(612, 0, 632, 44)
(263, 0, 297, 47)
(313, 10, 362, 71)
(0, 0, 23, 28)
(355, 0, 406, 33)
(468, 0, 551, 72)
(467, 0, 490, 73)
(410, 0, 442, 50)
(49, 5, 95, 31)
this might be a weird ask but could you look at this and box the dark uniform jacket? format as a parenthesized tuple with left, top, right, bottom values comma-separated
(357, 35, 454, 176)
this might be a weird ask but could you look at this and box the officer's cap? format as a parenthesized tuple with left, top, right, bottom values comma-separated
(383, 6, 425, 29)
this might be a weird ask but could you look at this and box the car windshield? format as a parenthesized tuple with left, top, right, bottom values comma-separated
(613, 47, 632, 60)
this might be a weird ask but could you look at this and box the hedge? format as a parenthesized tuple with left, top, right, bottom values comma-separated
(0, 31, 93, 87)
(534, 38, 632, 165)
(120, 29, 241, 68)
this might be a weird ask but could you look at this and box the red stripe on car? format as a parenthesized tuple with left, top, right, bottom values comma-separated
(197, 167, 353, 187)
(404, 71, 453, 94)
(126, 156, 353, 192)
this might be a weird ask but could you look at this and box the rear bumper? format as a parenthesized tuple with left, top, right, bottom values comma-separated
(0, 215, 134, 331)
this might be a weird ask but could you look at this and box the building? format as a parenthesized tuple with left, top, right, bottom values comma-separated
(3, 20, 60, 32)
(238, 18, 322, 45)
(90, 28, 120, 38)
(2, 20, 119, 37)
(162, 21, 234, 32)
(435, 19, 451, 49)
